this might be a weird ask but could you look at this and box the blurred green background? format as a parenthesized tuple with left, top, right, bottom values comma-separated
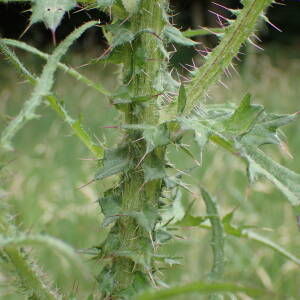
(1, 1, 300, 300)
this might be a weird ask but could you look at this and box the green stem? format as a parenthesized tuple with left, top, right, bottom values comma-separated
(0, 210, 60, 300)
(103, 0, 168, 297)
(184, 0, 273, 115)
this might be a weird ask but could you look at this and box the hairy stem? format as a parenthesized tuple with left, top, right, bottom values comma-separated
(184, 0, 273, 114)
(102, 0, 168, 297)
(0, 210, 60, 300)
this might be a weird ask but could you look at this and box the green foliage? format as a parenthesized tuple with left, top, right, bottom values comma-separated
(134, 281, 266, 300)
(183, 0, 274, 114)
(178, 95, 300, 212)
(1, 0, 299, 299)
(0, 21, 98, 151)
(2, 39, 111, 96)
(30, 0, 76, 31)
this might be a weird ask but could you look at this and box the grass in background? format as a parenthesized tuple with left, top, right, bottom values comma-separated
(1, 45, 300, 299)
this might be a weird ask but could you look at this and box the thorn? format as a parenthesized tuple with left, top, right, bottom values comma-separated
(143, 8, 152, 15)
(198, 26, 221, 36)
(185, 63, 197, 71)
(264, 17, 283, 32)
(179, 63, 193, 73)
(147, 270, 157, 289)
(51, 29, 57, 46)
(229, 62, 239, 75)
(218, 79, 228, 89)
(96, 45, 113, 61)
(212, 1, 232, 12)
(138, 181, 146, 193)
(149, 232, 156, 250)
(252, 33, 262, 42)
(208, 10, 229, 23)
(78, 158, 99, 161)
(247, 37, 264, 51)
(19, 23, 31, 39)
(101, 125, 120, 129)
(77, 179, 95, 190)
(223, 67, 232, 78)
(119, 16, 131, 26)
(279, 142, 293, 159)
(135, 152, 148, 169)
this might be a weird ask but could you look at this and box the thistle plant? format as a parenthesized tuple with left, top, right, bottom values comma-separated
(1, 0, 300, 299)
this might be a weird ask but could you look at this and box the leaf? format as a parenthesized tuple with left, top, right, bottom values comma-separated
(105, 22, 136, 48)
(222, 93, 263, 136)
(155, 230, 172, 244)
(179, 95, 300, 215)
(97, 0, 114, 9)
(95, 146, 134, 180)
(242, 230, 300, 266)
(134, 281, 265, 300)
(177, 84, 187, 114)
(121, 0, 141, 14)
(142, 155, 166, 182)
(242, 146, 300, 208)
(240, 113, 296, 147)
(0, 40, 103, 158)
(200, 187, 224, 281)
(1, 21, 98, 150)
(0, 234, 89, 277)
(143, 124, 170, 154)
(163, 25, 198, 46)
(98, 189, 121, 226)
(2, 39, 111, 96)
(175, 214, 206, 227)
(119, 206, 159, 233)
(178, 117, 213, 155)
(48, 97, 104, 158)
(31, 0, 76, 31)
(221, 211, 300, 266)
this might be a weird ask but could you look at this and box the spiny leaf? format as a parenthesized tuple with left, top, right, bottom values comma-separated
(97, 0, 114, 9)
(2, 38, 111, 96)
(122, 123, 170, 153)
(0, 234, 89, 278)
(95, 146, 134, 180)
(200, 188, 224, 282)
(98, 189, 121, 226)
(142, 154, 166, 182)
(107, 23, 136, 48)
(163, 25, 198, 46)
(47, 96, 104, 158)
(177, 84, 187, 115)
(221, 211, 300, 266)
(242, 146, 300, 208)
(30, 0, 76, 30)
(240, 113, 297, 147)
(134, 281, 265, 300)
(121, 0, 141, 14)
(175, 214, 206, 227)
(0, 40, 103, 158)
(143, 123, 170, 154)
(180, 95, 300, 213)
(0, 21, 98, 150)
(222, 93, 263, 136)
